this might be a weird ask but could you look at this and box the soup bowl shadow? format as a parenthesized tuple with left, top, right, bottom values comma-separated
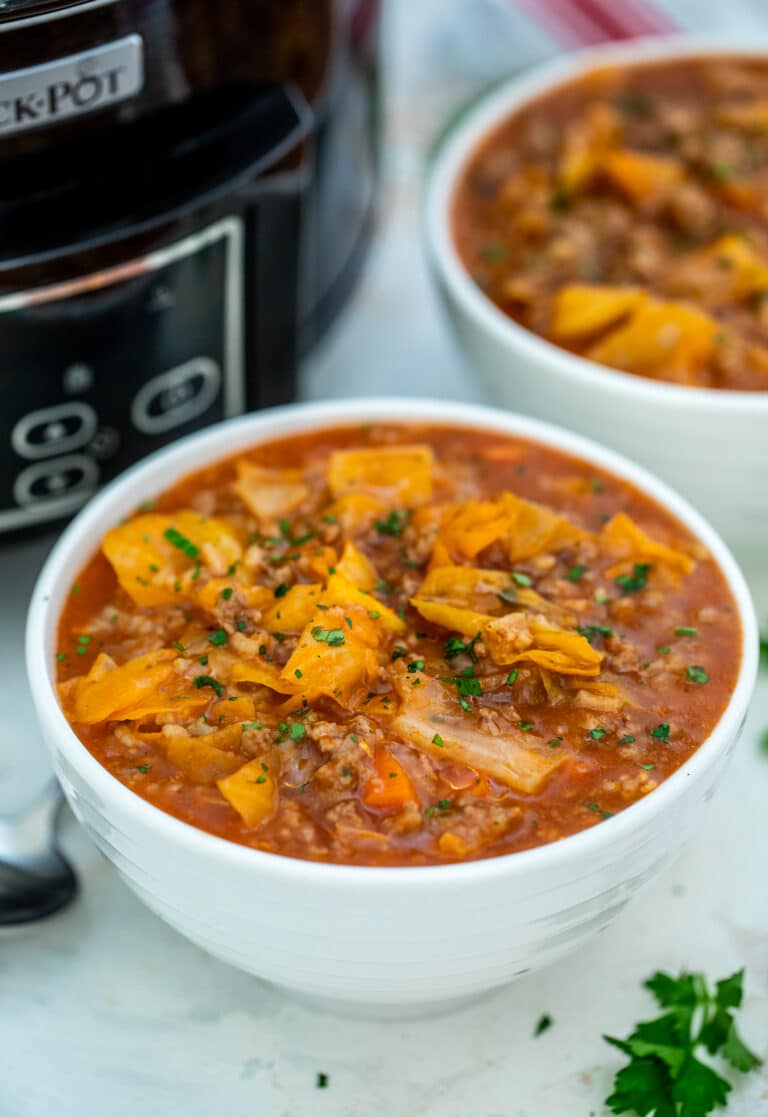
(426, 34, 768, 631)
(25, 398, 758, 1017)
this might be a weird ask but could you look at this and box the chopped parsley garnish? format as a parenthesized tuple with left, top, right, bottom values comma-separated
(56, 652, 67, 662)
(207, 629, 228, 646)
(443, 631, 481, 663)
(163, 527, 200, 559)
(274, 583, 289, 598)
(172, 640, 186, 653)
(657, 646, 671, 655)
(368, 610, 382, 620)
(641, 763, 655, 771)
(518, 721, 534, 733)
(603, 967, 760, 1117)
(686, 665, 709, 684)
(135, 764, 152, 774)
(566, 564, 587, 582)
(586, 801, 613, 819)
(391, 646, 407, 661)
(294, 668, 303, 679)
(407, 659, 425, 673)
(588, 727, 607, 741)
(511, 571, 532, 587)
(578, 624, 613, 642)
(650, 723, 671, 743)
(615, 563, 652, 594)
(193, 675, 223, 698)
(675, 626, 698, 637)
(506, 668, 519, 686)
(616, 90, 654, 117)
(548, 737, 562, 748)
(374, 509, 409, 536)
(619, 734, 636, 745)
(315, 1072, 329, 1090)
(220, 587, 234, 601)
(75, 634, 92, 655)
(311, 626, 346, 647)
(444, 668, 482, 698)
(242, 722, 263, 732)
(458, 697, 473, 713)
(198, 655, 209, 666)
(479, 242, 508, 263)
(534, 1014, 553, 1037)
(713, 161, 735, 182)
(322, 514, 338, 524)
(289, 723, 307, 743)
(432, 733, 444, 747)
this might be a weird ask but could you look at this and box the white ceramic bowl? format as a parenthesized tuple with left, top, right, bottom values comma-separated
(427, 35, 768, 629)
(26, 399, 758, 1016)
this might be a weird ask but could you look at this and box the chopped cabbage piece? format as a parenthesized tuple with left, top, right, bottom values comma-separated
(328, 445, 434, 504)
(217, 758, 277, 825)
(102, 512, 243, 607)
(235, 461, 308, 520)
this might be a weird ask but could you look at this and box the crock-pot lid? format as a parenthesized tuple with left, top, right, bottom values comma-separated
(0, 81, 313, 267)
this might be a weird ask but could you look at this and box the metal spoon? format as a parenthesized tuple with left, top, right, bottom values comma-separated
(0, 780, 78, 926)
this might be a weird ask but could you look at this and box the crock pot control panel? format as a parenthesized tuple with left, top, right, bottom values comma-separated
(1, 217, 243, 535)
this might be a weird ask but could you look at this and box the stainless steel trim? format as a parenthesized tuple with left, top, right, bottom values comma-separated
(0, 1, 119, 33)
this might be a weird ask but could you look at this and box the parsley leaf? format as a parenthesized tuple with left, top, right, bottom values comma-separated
(606, 1056, 677, 1117)
(604, 968, 760, 1117)
(193, 675, 223, 698)
(311, 626, 345, 647)
(374, 510, 409, 536)
(686, 666, 709, 685)
(578, 624, 613, 642)
(163, 527, 200, 559)
(616, 563, 652, 594)
(443, 632, 481, 663)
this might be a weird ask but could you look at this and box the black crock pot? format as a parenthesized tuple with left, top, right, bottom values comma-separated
(0, 0, 381, 537)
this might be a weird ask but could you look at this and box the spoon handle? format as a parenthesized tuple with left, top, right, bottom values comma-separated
(0, 779, 64, 864)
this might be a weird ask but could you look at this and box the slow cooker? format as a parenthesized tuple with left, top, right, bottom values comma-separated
(0, 0, 381, 537)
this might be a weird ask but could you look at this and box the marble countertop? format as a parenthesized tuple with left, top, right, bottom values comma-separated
(2, 3, 767, 1113)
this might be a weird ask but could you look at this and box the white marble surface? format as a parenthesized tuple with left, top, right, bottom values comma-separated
(2, 3, 768, 1114)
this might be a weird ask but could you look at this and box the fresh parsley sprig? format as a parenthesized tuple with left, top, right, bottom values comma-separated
(604, 968, 761, 1117)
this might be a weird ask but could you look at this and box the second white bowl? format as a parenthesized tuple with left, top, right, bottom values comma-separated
(427, 35, 768, 628)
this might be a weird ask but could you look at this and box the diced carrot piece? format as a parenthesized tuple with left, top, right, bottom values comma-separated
(438, 832, 471, 857)
(363, 750, 416, 809)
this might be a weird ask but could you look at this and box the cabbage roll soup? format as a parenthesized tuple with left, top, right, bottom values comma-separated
(453, 55, 768, 390)
(56, 425, 741, 866)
